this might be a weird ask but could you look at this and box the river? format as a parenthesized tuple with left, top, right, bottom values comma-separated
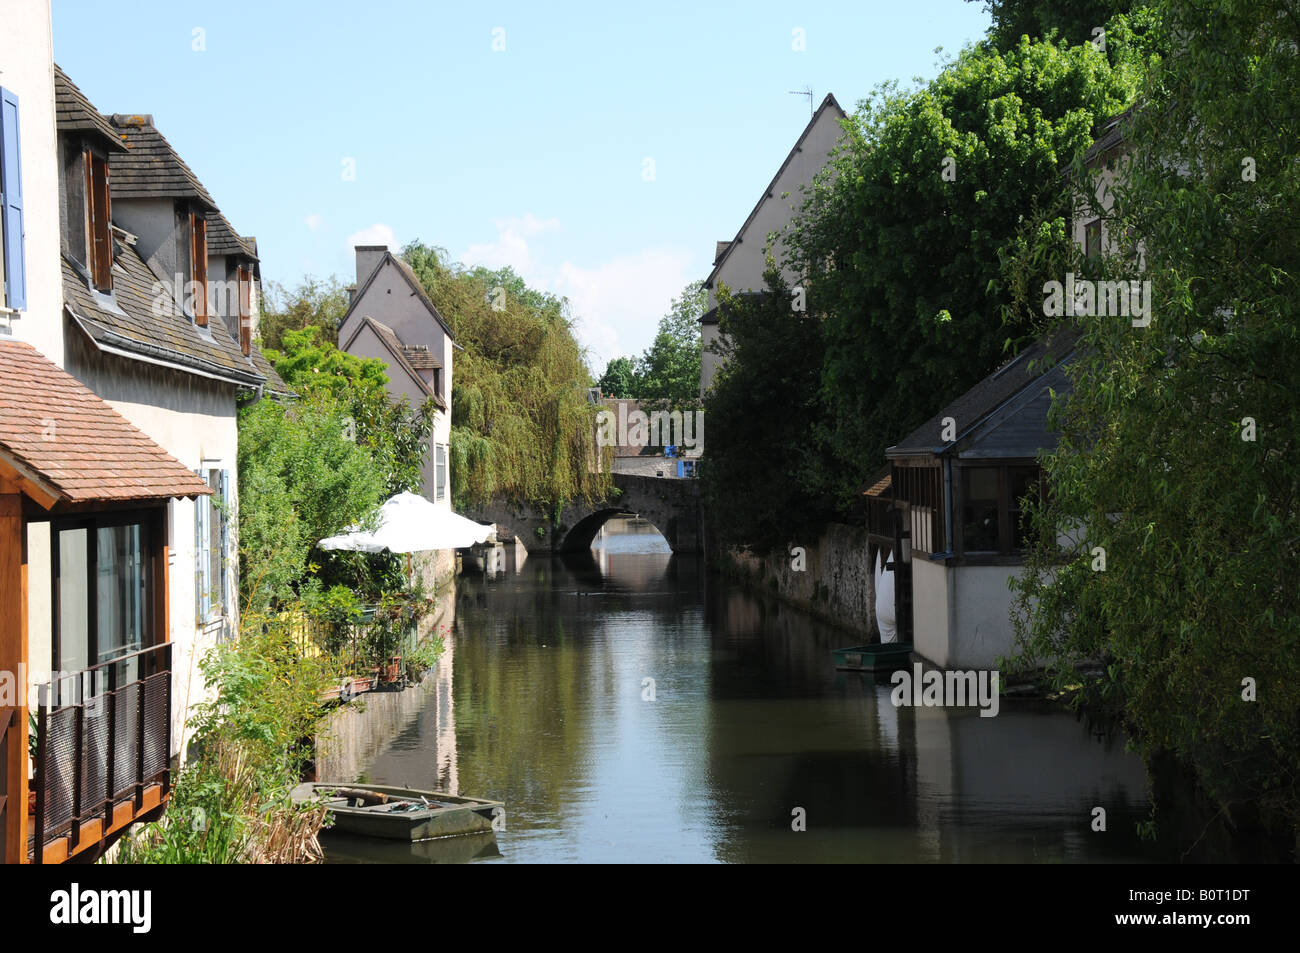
(322, 517, 1171, 864)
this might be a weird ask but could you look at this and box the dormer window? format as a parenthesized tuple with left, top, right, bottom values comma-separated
(189, 210, 207, 326)
(84, 150, 112, 291)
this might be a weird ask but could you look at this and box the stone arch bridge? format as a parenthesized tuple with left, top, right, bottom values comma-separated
(465, 473, 703, 554)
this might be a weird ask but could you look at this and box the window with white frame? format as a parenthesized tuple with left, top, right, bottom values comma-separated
(435, 444, 447, 502)
(195, 468, 230, 624)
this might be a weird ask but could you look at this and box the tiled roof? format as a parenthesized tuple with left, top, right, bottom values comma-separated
(106, 114, 217, 210)
(358, 317, 445, 409)
(887, 327, 1082, 457)
(53, 66, 126, 152)
(401, 345, 441, 370)
(1083, 107, 1136, 165)
(0, 339, 212, 504)
(62, 245, 265, 388)
(206, 210, 257, 259)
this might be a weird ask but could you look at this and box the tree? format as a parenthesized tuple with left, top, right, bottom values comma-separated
(790, 34, 1142, 514)
(636, 280, 705, 404)
(971, 0, 1140, 50)
(1011, 0, 1300, 839)
(257, 276, 350, 352)
(597, 356, 639, 398)
(401, 241, 609, 510)
(702, 267, 835, 555)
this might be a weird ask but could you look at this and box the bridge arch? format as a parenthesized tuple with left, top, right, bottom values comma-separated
(559, 508, 668, 553)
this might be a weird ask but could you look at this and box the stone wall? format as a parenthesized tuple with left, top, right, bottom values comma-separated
(717, 522, 878, 637)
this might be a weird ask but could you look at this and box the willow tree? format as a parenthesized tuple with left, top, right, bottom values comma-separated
(401, 242, 610, 511)
(1011, 0, 1300, 838)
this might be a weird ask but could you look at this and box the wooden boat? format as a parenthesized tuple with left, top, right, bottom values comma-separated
(292, 782, 503, 842)
(833, 642, 914, 672)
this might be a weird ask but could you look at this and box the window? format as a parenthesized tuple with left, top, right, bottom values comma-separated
(190, 211, 208, 326)
(959, 464, 1043, 556)
(237, 265, 252, 355)
(0, 86, 25, 311)
(84, 150, 113, 291)
(435, 445, 447, 502)
(53, 512, 157, 679)
(961, 467, 1001, 553)
(1084, 218, 1102, 260)
(195, 469, 229, 624)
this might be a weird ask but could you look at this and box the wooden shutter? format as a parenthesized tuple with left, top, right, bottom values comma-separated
(237, 266, 251, 355)
(191, 213, 208, 326)
(85, 153, 112, 291)
(217, 470, 229, 615)
(194, 478, 206, 624)
(0, 88, 26, 310)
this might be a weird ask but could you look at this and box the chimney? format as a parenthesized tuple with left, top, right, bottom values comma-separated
(355, 245, 387, 286)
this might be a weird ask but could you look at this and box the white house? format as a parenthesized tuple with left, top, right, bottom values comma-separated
(699, 93, 847, 396)
(338, 246, 456, 582)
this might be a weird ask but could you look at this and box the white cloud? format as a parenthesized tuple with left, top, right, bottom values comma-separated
(553, 249, 695, 369)
(304, 213, 324, 231)
(458, 214, 696, 370)
(347, 222, 399, 253)
(461, 214, 560, 274)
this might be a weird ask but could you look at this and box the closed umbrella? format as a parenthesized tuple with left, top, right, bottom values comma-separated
(319, 492, 495, 553)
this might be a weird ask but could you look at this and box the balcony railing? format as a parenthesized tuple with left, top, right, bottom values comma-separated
(31, 642, 171, 863)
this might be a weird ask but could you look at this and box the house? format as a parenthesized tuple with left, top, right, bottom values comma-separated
(699, 94, 847, 396)
(871, 330, 1081, 669)
(53, 70, 287, 763)
(0, 3, 220, 863)
(338, 245, 455, 583)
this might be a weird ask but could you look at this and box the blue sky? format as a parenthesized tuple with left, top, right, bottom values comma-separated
(52, 0, 990, 369)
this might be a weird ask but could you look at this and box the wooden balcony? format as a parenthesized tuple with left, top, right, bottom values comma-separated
(29, 642, 171, 864)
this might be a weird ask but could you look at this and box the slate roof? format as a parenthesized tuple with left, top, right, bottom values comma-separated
(206, 210, 257, 259)
(62, 242, 265, 388)
(53, 66, 126, 152)
(887, 328, 1082, 458)
(702, 93, 847, 300)
(1083, 107, 1136, 165)
(106, 113, 218, 210)
(0, 339, 212, 504)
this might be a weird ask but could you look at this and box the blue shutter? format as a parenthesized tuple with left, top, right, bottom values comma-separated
(194, 472, 206, 624)
(0, 87, 26, 311)
(218, 470, 230, 615)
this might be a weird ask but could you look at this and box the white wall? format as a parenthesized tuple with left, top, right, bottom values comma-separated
(912, 558, 1023, 670)
(0, 0, 64, 363)
(700, 103, 845, 393)
(66, 336, 241, 758)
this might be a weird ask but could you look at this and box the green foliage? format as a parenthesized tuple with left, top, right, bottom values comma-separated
(790, 34, 1143, 513)
(972, 0, 1140, 51)
(115, 614, 335, 864)
(237, 393, 385, 611)
(701, 267, 836, 555)
(1011, 0, 1300, 831)
(401, 241, 610, 510)
(263, 326, 389, 401)
(635, 280, 705, 403)
(597, 356, 638, 398)
(257, 276, 350, 352)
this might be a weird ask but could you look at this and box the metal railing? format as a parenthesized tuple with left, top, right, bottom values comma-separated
(290, 604, 421, 685)
(31, 642, 171, 863)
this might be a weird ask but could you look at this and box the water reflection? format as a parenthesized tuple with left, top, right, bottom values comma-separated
(326, 517, 1167, 864)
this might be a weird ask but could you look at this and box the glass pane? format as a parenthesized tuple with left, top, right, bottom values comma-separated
(962, 467, 1000, 552)
(965, 467, 999, 501)
(96, 523, 147, 669)
(1008, 467, 1040, 550)
(57, 527, 90, 674)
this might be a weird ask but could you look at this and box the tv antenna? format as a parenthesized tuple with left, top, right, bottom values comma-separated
(789, 86, 813, 117)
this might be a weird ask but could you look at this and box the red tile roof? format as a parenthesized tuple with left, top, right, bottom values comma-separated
(0, 340, 212, 505)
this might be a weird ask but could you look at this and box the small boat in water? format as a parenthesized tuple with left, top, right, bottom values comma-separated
(292, 782, 503, 842)
(832, 642, 914, 672)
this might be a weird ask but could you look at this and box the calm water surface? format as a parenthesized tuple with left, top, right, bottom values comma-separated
(324, 518, 1168, 863)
